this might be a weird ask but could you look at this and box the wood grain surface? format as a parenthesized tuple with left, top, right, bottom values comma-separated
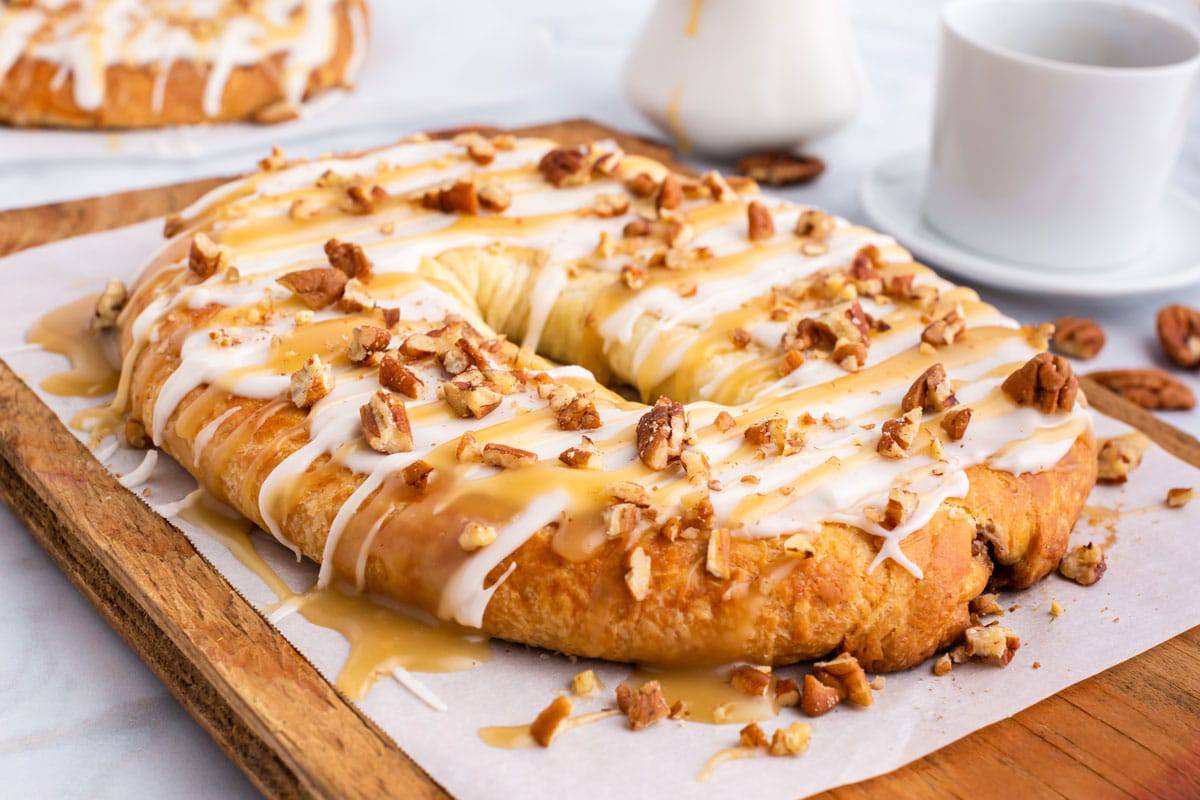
(1, 118, 1197, 800)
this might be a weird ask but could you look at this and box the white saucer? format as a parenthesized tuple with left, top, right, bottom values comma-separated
(858, 150, 1200, 298)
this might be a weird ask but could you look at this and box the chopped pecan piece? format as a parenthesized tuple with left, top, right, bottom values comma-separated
(258, 145, 286, 171)
(402, 460, 434, 491)
(454, 131, 495, 165)
(557, 393, 601, 430)
(458, 520, 497, 551)
(636, 396, 688, 470)
(324, 238, 373, 280)
(289, 197, 322, 221)
(739, 722, 768, 749)
(278, 267, 347, 309)
(359, 390, 413, 453)
(1087, 369, 1195, 411)
(443, 372, 503, 418)
(971, 593, 1004, 617)
(706, 528, 732, 579)
(1096, 432, 1148, 484)
(477, 182, 511, 212)
(610, 480, 649, 506)
(188, 233, 228, 279)
(481, 442, 537, 469)
(794, 209, 835, 242)
(91, 279, 128, 331)
(529, 695, 572, 748)
(881, 487, 917, 531)
(378, 353, 424, 398)
(1156, 304, 1200, 368)
(625, 172, 657, 197)
(1051, 316, 1105, 359)
(289, 354, 333, 409)
(736, 152, 825, 186)
(680, 448, 710, 480)
(747, 201, 775, 241)
(341, 183, 388, 215)
(939, 407, 972, 441)
(702, 171, 737, 202)
(604, 503, 641, 538)
(572, 669, 600, 697)
(656, 175, 684, 214)
(123, 417, 148, 449)
(932, 654, 953, 676)
(398, 333, 439, 360)
(714, 410, 736, 433)
(422, 179, 479, 215)
(729, 666, 771, 697)
(811, 653, 873, 707)
(779, 349, 806, 376)
(338, 278, 375, 313)
(774, 677, 801, 707)
(1001, 352, 1078, 413)
(592, 193, 630, 218)
(902, 363, 958, 413)
(1058, 542, 1106, 585)
(768, 723, 812, 757)
(730, 327, 752, 349)
(922, 306, 966, 347)
(616, 681, 669, 730)
(877, 408, 921, 459)
(800, 674, 840, 717)
(559, 438, 600, 470)
(625, 546, 652, 601)
(1166, 487, 1194, 508)
(745, 415, 788, 451)
(348, 325, 390, 363)
(963, 624, 1020, 666)
(538, 147, 589, 187)
(620, 264, 647, 290)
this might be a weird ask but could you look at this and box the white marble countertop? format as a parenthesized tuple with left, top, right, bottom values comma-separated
(1, 1, 1197, 796)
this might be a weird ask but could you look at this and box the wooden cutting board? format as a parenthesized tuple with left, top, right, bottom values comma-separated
(1, 118, 1197, 800)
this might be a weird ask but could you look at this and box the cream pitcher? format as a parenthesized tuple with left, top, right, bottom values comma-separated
(622, 0, 866, 157)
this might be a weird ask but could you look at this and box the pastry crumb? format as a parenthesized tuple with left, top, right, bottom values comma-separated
(571, 669, 601, 697)
(932, 653, 952, 676)
(1166, 487, 1194, 508)
(1050, 599, 1064, 618)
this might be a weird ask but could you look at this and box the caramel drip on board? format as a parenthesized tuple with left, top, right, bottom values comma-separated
(26, 293, 119, 398)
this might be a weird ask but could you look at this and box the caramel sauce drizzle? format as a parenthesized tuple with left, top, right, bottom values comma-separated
(26, 293, 119, 398)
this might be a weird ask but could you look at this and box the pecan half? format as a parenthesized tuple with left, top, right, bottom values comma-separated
(636, 396, 688, 470)
(1051, 316, 1105, 360)
(1001, 352, 1078, 413)
(1086, 368, 1195, 411)
(1157, 304, 1200, 368)
(736, 152, 825, 186)
(901, 363, 958, 413)
(1058, 542, 1106, 585)
(278, 267, 347, 309)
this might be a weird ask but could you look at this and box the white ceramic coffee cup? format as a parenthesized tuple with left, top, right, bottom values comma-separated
(923, 0, 1200, 270)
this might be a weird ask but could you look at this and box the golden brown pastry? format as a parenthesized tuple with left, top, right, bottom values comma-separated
(0, 0, 367, 128)
(109, 133, 1096, 671)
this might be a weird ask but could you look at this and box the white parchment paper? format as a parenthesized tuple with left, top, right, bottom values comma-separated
(0, 1, 550, 165)
(3, 221, 1199, 799)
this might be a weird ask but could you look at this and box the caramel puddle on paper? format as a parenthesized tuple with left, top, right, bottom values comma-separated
(26, 293, 119, 398)
(1083, 503, 1160, 550)
(178, 490, 489, 701)
(623, 665, 779, 725)
(479, 709, 620, 749)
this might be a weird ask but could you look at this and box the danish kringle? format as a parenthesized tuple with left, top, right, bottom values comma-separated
(0, 0, 367, 128)
(111, 133, 1096, 672)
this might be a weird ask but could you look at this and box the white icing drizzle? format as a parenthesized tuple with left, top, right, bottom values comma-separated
(119, 133, 1096, 624)
(118, 448, 158, 488)
(1, 0, 344, 116)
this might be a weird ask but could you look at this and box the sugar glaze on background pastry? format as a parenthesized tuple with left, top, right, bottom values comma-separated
(0, 0, 367, 127)
(104, 132, 1096, 672)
